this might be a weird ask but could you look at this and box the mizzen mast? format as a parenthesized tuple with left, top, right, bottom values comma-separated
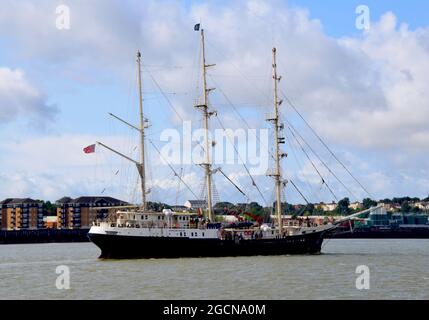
(195, 27, 216, 222)
(96, 51, 148, 210)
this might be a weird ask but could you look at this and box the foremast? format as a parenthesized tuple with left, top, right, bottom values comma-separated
(136, 51, 147, 211)
(268, 48, 285, 233)
(195, 27, 216, 222)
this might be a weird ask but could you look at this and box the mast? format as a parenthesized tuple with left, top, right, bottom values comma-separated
(196, 28, 215, 222)
(137, 50, 147, 210)
(96, 51, 148, 211)
(271, 47, 284, 233)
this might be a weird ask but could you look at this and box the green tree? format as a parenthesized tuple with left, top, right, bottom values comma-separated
(43, 201, 56, 216)
(214, 202, 236, 215)
(401, 201, 411, 213)
(303, 203, 315, 216)
(214, 202, 234, 209)
(411, 206, 421, 213)
(362, 198, 377, 210)
(248, 202, 264, 217)
(336, 198, 351, 216)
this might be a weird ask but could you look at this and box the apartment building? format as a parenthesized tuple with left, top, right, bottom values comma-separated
(0, 198, 44, 230)
(56, 196, 128, 229)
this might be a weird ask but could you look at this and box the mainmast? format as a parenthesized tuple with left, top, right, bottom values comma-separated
(137, 51, 147, 210)
(195, 27, 215, 222)
(269, 47, 285, 233)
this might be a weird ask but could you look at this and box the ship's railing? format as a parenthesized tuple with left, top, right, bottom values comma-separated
(93, 219, 211, 230)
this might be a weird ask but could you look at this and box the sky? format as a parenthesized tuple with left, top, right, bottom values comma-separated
(0, 0, 428, 206)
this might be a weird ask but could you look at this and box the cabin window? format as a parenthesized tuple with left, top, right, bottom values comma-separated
(202, 232, 205, 237)
(158, 216, 160, 220)
(180, 232, 182, 236)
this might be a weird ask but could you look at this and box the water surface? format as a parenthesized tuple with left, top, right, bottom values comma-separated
(0, 239, 428, 299)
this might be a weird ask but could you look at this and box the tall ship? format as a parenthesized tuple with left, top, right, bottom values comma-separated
(87, 26, 336, 259)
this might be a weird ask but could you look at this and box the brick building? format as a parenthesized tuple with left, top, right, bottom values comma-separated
(0, 198, 44, 230)
(56, 196, 128, 229)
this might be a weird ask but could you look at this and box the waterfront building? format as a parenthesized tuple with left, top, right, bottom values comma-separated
(44, 216, 58, 229)
(170, 205, 188, 212)
(184, 200, 208, 211)
(349, 202, 363, 210)
(0, 198, 44, 230)
(315, 202, 338, 212)
(55, 196, 128, 229)
(412, 201, 429, 210)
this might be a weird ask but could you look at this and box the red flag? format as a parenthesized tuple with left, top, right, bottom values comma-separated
(83, 144, 96, 154)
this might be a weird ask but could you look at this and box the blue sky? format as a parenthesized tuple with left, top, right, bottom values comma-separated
(0, 0, 428, 205)
(288, 0, 429, 37)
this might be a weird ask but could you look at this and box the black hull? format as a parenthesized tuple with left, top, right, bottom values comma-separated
(87, 231, 326, 259)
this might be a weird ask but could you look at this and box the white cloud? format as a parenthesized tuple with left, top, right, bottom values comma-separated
(0, 134, 140, 201)
(314, 12, 429, 152)
(0, 67, 58, 127)
(1, 1, 428, 202)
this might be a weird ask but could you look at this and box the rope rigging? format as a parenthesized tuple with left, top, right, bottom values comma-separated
(206, 46, 371, 202)
(148, 139, 200, 200)
(288, 126, 339, 202)
(281, 92, 372, 198)
(144, 67, 185, 122)
(211, 72, 326, 207)
(287, 122, 359, 201)
(289, 179, 310, 205)
(213, 114, 269, 207)
(217, 168, 249, 201)
(208, 74, 276, 164)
